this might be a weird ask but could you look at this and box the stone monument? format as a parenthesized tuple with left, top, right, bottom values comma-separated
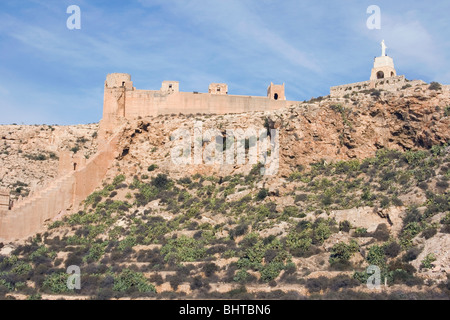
(370, 40, 397, 80)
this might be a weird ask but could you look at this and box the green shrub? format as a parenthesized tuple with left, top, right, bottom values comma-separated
(421, 253, 436, 269)
(329, 240, 359, 266)
(285, 232, 312, 254)
(282, 206, 299, 217)
(161, 236, 207, 263)
(256, 188, 268, 201)
(113, 269, 156, 293)
(367, 245, 387, 269)
(445, 106, 450, 117)
(118, 236, 136, 252)
(70, 146, 80, 154)
(148, 164, 158, 172)
(112, 174, 126, 186)
(42, 272, 70, 294)
(313, 220, 332, 244)
(11, 261, 32, 275)
(84, 242, 107, 262)
(48, 221, 64, 230)
(233, 269, 253, 284)
(354, 227, 368, 237)
(151, 174, 170, 190)
(260, 262, 285, 282)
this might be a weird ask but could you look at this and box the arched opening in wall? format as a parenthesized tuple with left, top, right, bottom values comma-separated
(73, 163, 77, 171)
(274, 93, 279, 100)
(391, 72, 395, 77)
(377, 71, 385, 79)
(122, 82, 125, 87)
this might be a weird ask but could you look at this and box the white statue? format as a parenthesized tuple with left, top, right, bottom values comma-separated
(381, 40, 387, 56)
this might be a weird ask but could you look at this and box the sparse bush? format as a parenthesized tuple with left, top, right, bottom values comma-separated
(372, 224, 390, 241)
(328, 275, 360, 291)
(306, 276, 329, 293)
(429, 82, 442, 91)
(151, 174, 170, 190)
(339, 220, 351, 233)
(256, 188, 268, 201)
(436, 180, 449, 190)
(420, 253, 436, 269)
(295, 194, 308, 203)
(229, 224, 248, 239)
(282, 206, 299, 217)
(202, 263, 219, 278)
(445, 106, 450, 117)
(403, 246, 422, 262)
(383, 241, 401, 258)
(421, 227, 437, 240)
(354, 228, 368, 237)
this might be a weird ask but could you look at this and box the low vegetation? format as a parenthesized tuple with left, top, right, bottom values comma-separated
(0, 144, 449, 300)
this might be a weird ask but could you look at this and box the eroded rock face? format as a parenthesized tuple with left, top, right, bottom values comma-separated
(107, 84, 449, 180)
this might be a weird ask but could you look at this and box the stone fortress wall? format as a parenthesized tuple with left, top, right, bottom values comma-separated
(330, 76, 427, 97)
(103, 74, 297, 119)
(0, 129, 121, 241)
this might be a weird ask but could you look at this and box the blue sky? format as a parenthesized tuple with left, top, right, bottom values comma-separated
(0, 0, 449, 125)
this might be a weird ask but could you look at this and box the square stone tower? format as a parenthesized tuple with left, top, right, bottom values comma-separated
(267, 83, 286, 100)
(161, 81, 179, 93)
(370, 40, 397, 80)
(209, 83, 228, 95)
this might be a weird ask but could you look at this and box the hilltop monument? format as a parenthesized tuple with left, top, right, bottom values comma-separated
(330, 40, 413, 97)
(370, 40, 397, 80)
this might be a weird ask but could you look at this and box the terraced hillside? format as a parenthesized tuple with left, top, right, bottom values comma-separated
(0, 146, 448, 300)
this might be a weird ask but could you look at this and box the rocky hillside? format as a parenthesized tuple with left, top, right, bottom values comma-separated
(108, 83, 450, 181)
(0, 124, 98, 200)
(0, 82, 449, 300)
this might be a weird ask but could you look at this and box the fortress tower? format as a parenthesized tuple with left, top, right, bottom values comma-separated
(209, 83, 228, 95)
(370, 40, 397, 80)
(99, 73, 134, 139)
(267, 83, 286, 100)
